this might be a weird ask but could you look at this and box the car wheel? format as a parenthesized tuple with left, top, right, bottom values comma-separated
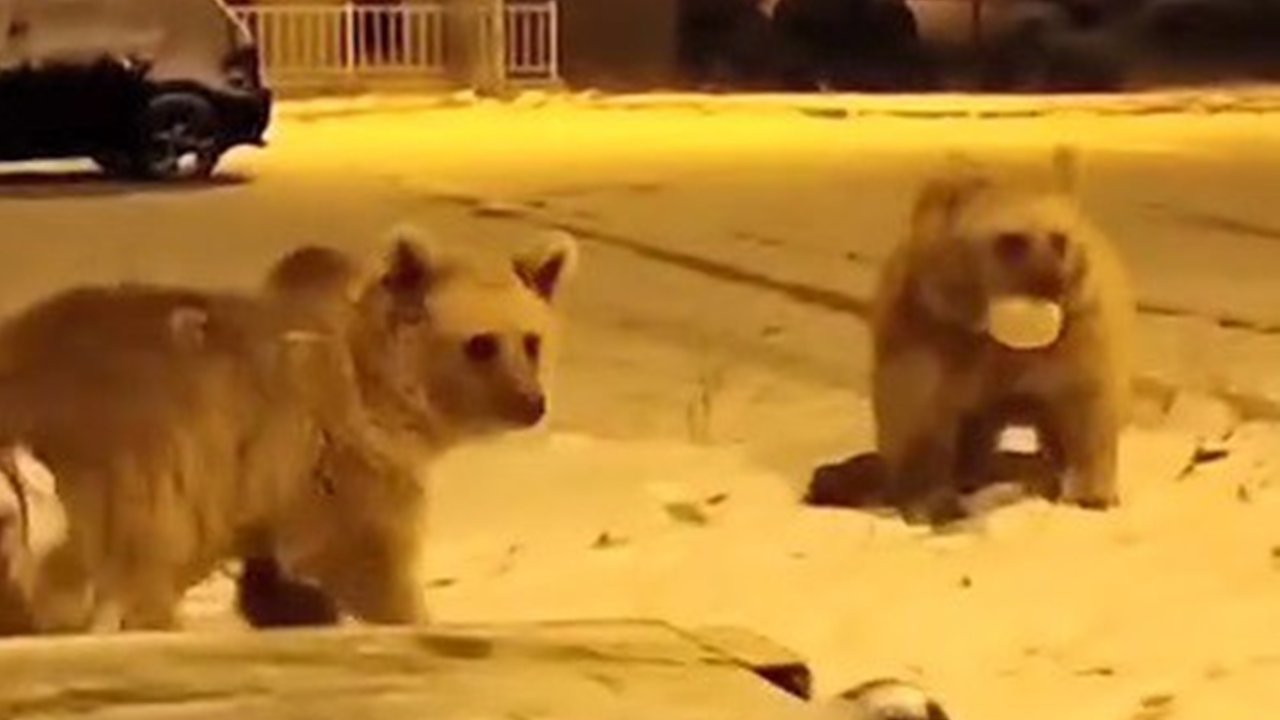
(136, 92, 222, 181)
(92, 150, 140, 179)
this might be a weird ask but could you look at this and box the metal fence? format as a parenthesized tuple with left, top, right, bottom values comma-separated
(505, 2, 557, 79)
(232, 2, 558, 85)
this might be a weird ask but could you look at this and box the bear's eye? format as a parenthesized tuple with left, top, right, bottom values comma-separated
(1048, 231, 1069, 257)
(995, 232, 1031, 263)
(464, 334, 500, 363)
(524, 333, 542, 362)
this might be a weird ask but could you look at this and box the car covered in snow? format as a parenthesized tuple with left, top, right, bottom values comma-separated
(676, 0, 931, 91)
(0, 0, 271, 180)
(914, 0, 1280, 91)
(772, 0, 933, 90)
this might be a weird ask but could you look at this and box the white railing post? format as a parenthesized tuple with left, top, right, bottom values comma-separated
(547, 0, 559, 81)
(234, 1, 543, 88)
(501, 2, 559, 82)
(343, 2, 356, 76)
(487, 0, 508, 92)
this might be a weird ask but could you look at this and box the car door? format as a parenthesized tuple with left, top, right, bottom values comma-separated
(0, 0, 141, 160)
(0, 0, 32, 159)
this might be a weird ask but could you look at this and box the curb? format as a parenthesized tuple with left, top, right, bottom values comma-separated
(275, 94, 479, 122)
(584, 87, 1280, 119)
(274, 86, 1280, 123)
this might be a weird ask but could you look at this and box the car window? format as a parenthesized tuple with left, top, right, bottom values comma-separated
(6, 0, 115, 64)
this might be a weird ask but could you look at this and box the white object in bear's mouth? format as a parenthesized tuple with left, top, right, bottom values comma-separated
(997, 424, 1041, 455)
(986, 295, 1063, 350)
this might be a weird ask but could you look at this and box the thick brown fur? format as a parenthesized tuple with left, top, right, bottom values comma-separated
(871, 148, 1135, 525)
(236, 244, 364, 628)
(0, 224, 578, 633)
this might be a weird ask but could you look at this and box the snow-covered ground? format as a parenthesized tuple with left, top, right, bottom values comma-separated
(8, 91, 1280, 718)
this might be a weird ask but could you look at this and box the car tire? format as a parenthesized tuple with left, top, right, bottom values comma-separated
(135, 92, 222, 181)
(92, 150, 141, 179)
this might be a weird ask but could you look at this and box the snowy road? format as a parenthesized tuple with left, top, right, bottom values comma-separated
(4, 95, 1280, 475)
(5, 93, 1280, 719)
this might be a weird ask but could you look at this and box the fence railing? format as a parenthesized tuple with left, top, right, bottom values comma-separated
(232, 2, 558, 84)
(505, 2, 557, 79)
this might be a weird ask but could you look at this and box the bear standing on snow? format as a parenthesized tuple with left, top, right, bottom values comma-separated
(869, 148, 1136, 525)
(0, 224, 578, 633)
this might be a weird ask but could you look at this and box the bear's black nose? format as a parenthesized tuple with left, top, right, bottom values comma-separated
(511, 393, 546, 425)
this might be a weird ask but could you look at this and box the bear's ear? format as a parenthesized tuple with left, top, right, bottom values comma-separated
(513, 229, 579, 303)
(910, 153, 989, 244)
(1051, 144, 1080, 195)
(266, 245, 365, 304)
(380, 223, 444, 323)
(907, 153, 991, 332)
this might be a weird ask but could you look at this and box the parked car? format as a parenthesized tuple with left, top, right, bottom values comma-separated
(969, 0, 1280, 91)
(969, 0, 1127, 90)
(0, 0, 271, 180)
(678, 0, 788, 89)
(771, 0, 933, 90)
(674, 0, 932, 91)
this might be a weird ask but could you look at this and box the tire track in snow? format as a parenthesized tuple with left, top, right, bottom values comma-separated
(408, 186, 876, 318)
(417, 186, 1280, 334)
(1144, 200, 1280, 246)
(408, 185, 1280, 420)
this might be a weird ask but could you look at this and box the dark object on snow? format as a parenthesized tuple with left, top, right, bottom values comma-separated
(664, 500, 712, 526)
(236, 556, 342, 629)
(805, 452, 889, 509)
(0, 0, 272, 181)
(807, 446, 1055, 527)
(807, 456, 968, 527)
